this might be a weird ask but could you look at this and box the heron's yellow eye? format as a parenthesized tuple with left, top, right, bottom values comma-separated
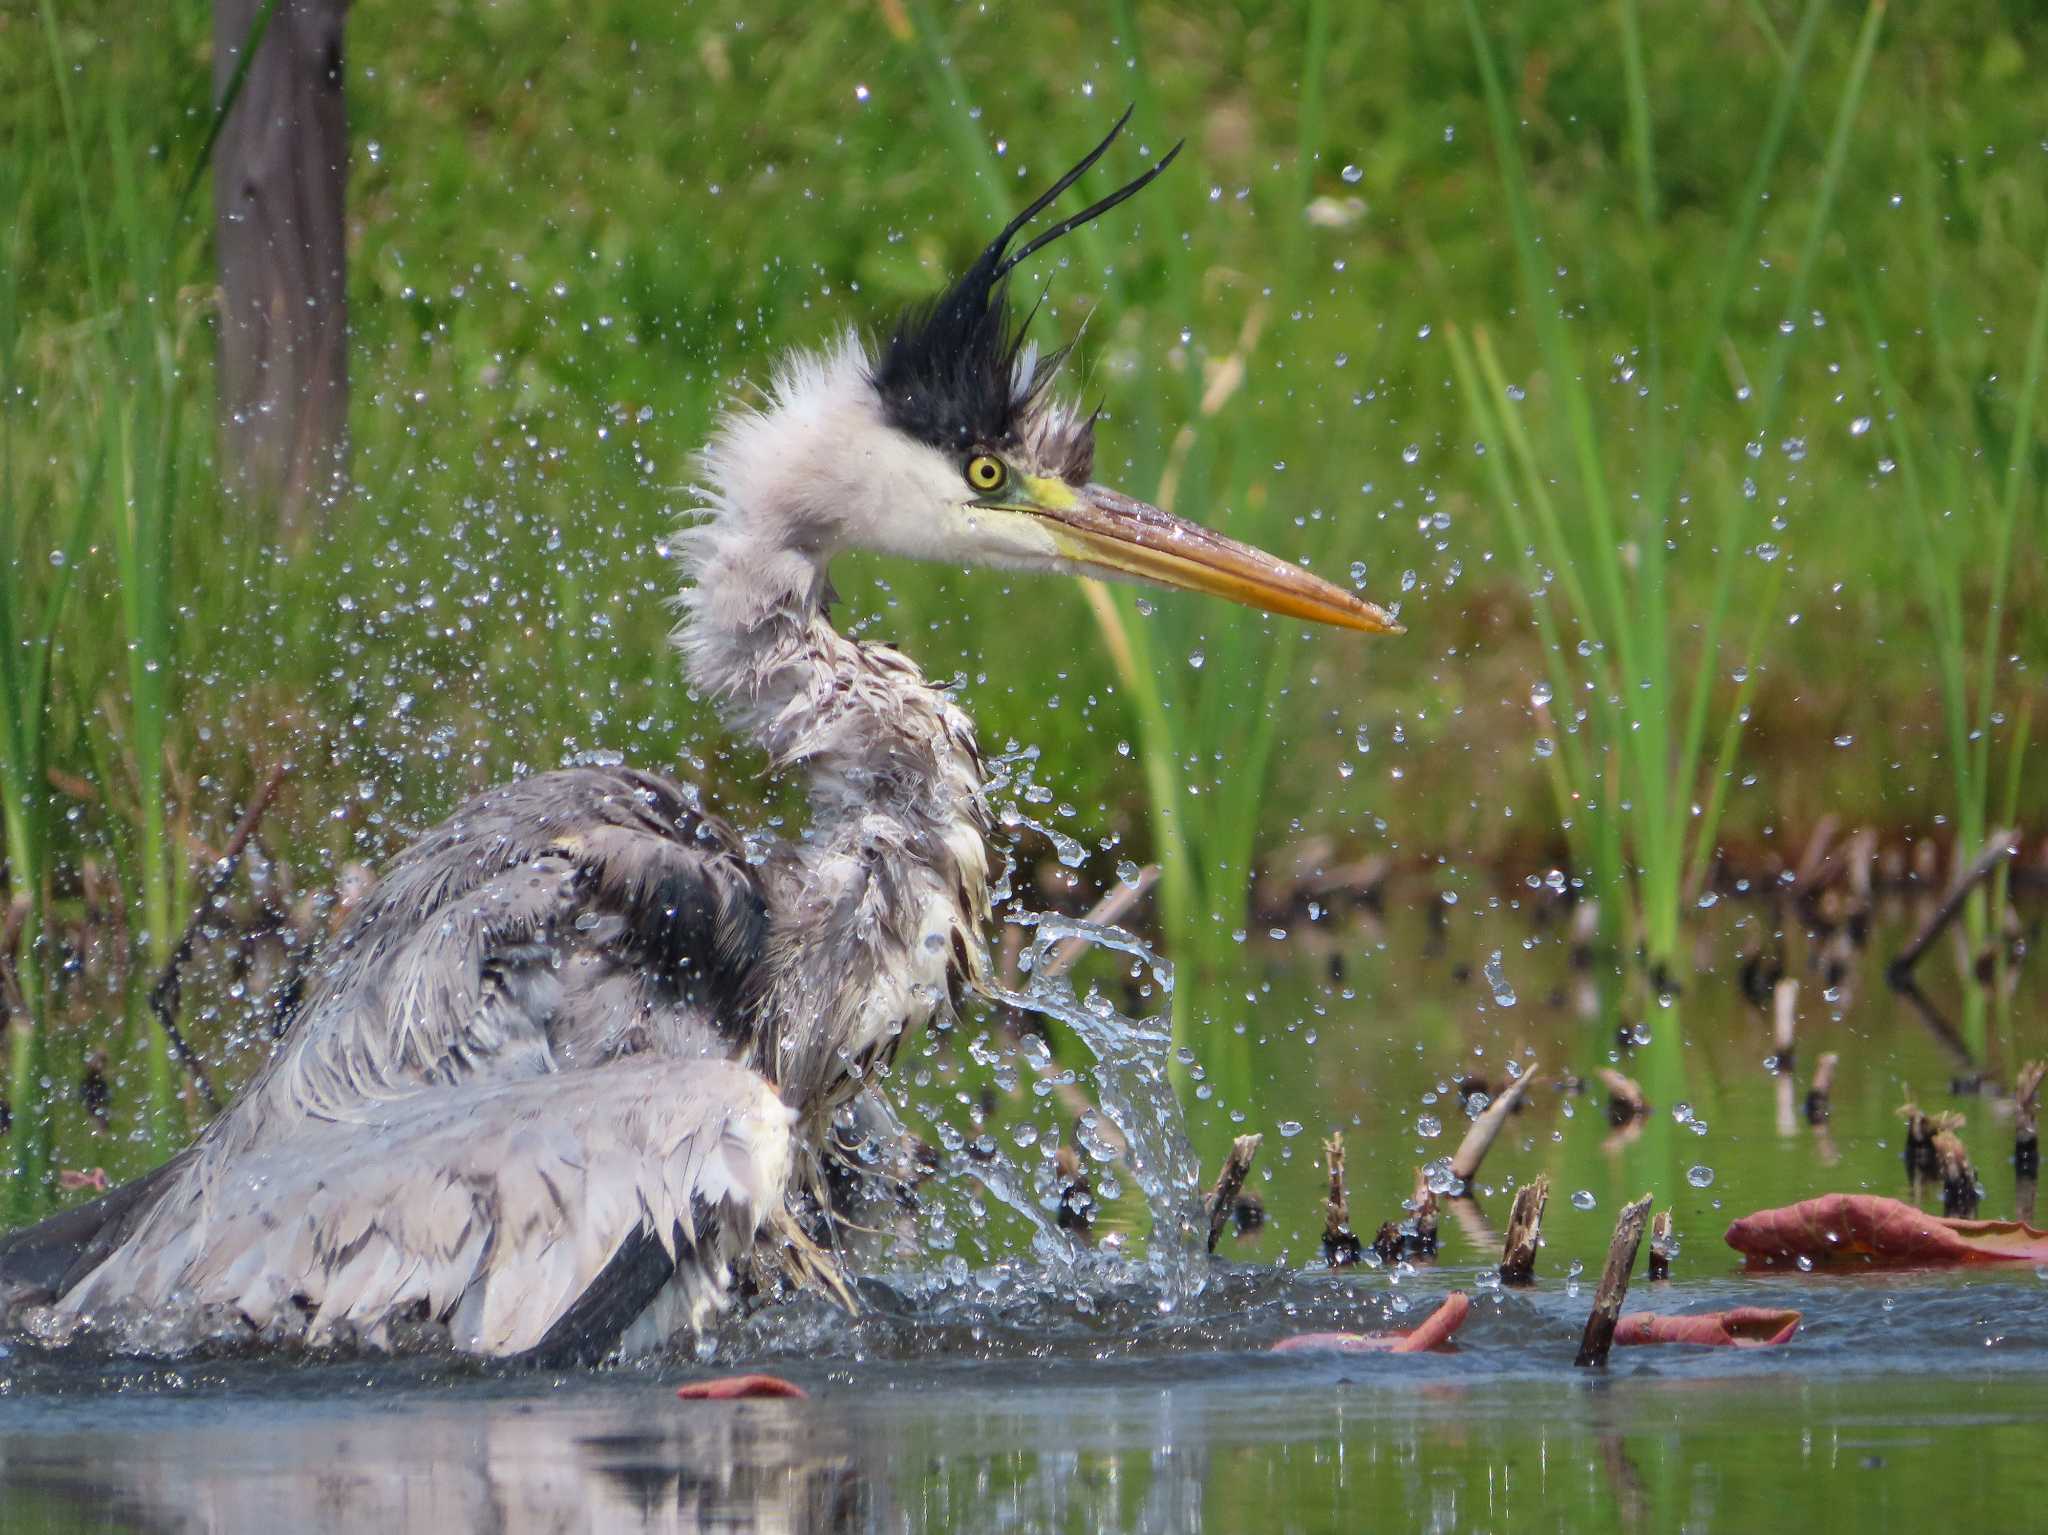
(965, 454, 1007, 493)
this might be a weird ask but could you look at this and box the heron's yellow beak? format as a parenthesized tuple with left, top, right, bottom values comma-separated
(990, 474, 1403, 635)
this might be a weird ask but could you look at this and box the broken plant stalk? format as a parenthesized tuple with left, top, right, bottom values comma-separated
(1771, 978, 1798, 1071)
(2016, 1061, 2045, 1177)
(1575, 1192, 1654, 1369)
(1374, 1167, 1439, 1265)
(1888, 829, 2020, 987)
(1805, 1052, 1839, 1126)
(1450, 1060, 1537, 1186)
(1647, 1209, 1674, 1282)
(1322, 1133, 1362, 1266)
(1204, 1133, 1262, 1254)
(1934, 1122, 1979, 1218)
(1499, 1174, 1548, 1286)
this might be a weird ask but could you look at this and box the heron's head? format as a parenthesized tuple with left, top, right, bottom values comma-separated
(696, 110, 1400, 638)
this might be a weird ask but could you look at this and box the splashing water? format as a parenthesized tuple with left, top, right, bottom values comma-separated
(880, 907, 1208, 1315)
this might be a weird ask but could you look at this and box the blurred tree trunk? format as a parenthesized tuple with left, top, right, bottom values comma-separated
(213, 0, 351, 544)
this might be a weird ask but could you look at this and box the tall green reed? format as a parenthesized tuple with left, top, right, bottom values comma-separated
(0, 112, 101, 1219)
(1852, 159, 2048, 1027)
(14, 0, 227, 1180)
(904, 1, 1353, 1038)
(1447, 0, 1885, 976)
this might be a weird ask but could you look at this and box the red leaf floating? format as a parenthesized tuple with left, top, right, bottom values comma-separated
(1725, 1193, 2048, 1270)
(1614, 1307, 1801, 1348)
(676, 1373, 809, 1400)
(1270, 1291, 1471, 1354)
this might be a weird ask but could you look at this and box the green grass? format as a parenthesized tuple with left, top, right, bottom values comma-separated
(1445, 0, 1886, 974)
(1849, 144, 2048, 1037)
(1, 1, 2045, 1206)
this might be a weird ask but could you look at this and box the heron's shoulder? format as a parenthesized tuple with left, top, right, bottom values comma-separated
(328, 765, 761, 962)
(377, 766, 739, 876)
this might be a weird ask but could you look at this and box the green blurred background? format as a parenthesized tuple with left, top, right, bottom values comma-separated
(1, 0, 2043, 1190)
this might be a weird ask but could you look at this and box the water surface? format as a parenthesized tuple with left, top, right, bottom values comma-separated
(5, 898, 2043, 1532)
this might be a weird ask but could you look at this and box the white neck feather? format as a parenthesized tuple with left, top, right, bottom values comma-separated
(673, 336, 991, 1117)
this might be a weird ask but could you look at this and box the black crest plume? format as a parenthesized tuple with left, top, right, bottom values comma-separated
(873, 108, 1182, 465)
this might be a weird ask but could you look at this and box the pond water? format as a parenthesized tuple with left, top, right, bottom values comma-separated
(3, 895, 2043, 1531)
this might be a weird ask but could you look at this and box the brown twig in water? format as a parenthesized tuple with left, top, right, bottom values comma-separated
(1934, 1122, 1979, 1217)
(1770, 978, 1798, 1072)
(1805, 1052, 1839, 1126)
(147, 761, 289, 1113)
(1596, 1068, 1647, 1127)
(1450, 1061, 1537, 1185)
(1374, 1168, 1440, 1265)
(1888, 829, 2020, 987)
(1647, 1209, 1674, 1282)
(1575, 1191, 1654, 1369)
(1499, 1175, 1548, 1286)
(2016, 1061, 2045, 1178)
(1899, 1104, 1940, 1183)
(1322, 1133, 1362, 1267)
(1204, 1133, 1262, 1255)
(1411, 1167, 1440, 1257)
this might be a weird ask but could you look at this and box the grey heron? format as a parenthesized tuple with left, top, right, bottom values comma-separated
(0, 112, 1398, 1363)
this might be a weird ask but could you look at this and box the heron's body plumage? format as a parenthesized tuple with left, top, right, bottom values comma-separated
(0, 113, 1396, 1360)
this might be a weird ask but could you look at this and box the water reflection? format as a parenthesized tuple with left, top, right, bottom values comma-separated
(10, 1353, 2048, 1535)
(2, 1393, 866, 1535)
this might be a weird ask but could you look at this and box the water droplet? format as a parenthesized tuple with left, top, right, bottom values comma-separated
(1533, 737, 1555, 759)
(1571, 1189, 1596, 1211)
(1341, 163, 1362, 184)
(1505, 383, 1525, 401)
(1401, 443, 1420, 464)
(1187, 650, 1205, 670)
(1687, 1165, 1716, 1188)
(1483, 949, 1517, 1008)
(1278, 1120, 1304, 1138)
(1850, 415, 1872, 436)
(1529, 681, 1553, 709)
(854, 83, 871, 102)
(1416, 1114, 1442, 1139)
(1833, 734, 1854, 748)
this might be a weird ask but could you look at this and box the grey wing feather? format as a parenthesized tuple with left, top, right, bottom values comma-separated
(58, 1058, 797, 1359)
(226, 766, 769, 1144)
